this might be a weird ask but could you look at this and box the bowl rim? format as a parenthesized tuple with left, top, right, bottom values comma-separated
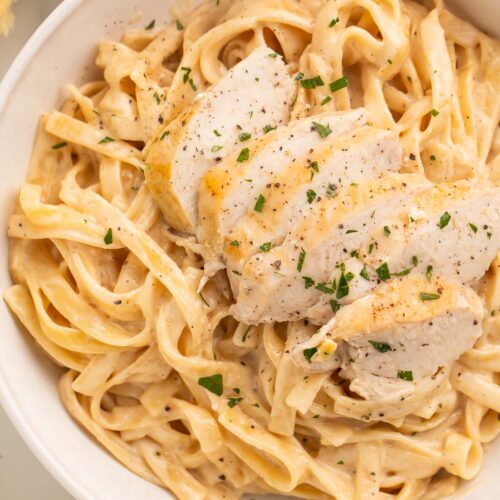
(0, 4, 93, 499)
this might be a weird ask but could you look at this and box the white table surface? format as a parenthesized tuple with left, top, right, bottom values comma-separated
(0, 3, 72, 498)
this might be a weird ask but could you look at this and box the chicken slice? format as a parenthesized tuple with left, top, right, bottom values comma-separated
(145, 46, 295, 233)
(302, 180, 500, 322)
(197, 109, 368, 257)
(224, 126, 402, 292)
(293, 276, 484, 404)
(231, 173, 431, 324)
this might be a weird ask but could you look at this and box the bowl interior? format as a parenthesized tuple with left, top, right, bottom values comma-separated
(0, 1, 498, 499)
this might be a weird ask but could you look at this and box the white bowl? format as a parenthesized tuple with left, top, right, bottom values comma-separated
(0, 1, 498, 499)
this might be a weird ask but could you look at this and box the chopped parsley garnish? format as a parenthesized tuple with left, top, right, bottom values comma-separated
(260, 242, 271, 252)
(316, 283, 335, 294)
(397, 370, 413, 381)
(234, 388, 240, 394)
(180, 66, 197, 90)
(254, 194, 265, 212)
(104, 228, 113, 245)
(469, 223, 478, 233)
(230, 240, 240, 247)
(387, 58, 393, 64)
(360, 266, 370, 281)
(176, 19, 184, 30)
(145, 20, 156, 30)
(330, 299, 342, 313)
(307, 189, 317, 204)
(211, 145, 223, 152)
(383, 225, 391, 237)
(227, 397, 243, 408)
(420, 292, 440, 301)
(336, 271, 350, 298)
(329, 76, 349, 93)
(160, 130, 170, 141)
(303, 347, 318, 363)
(376, 262, 391, 281)
(368, 242, 375, 254)
(239, 132, 251, 142)
(153, 91, 161, 104)
(51, 141, 67, 150)
(346, 229, 357, 234)
(301, 76, 324, 89)
(309, 160, 319, 174)
(412, 256, 418, 267)
(351, 249, 359, 259)
(321, 96, 332, 106)
(439, 211, 451, 228)
(430, 108, 440, 117)
(337, 460, 344, 465)
(430, 155, 436, 161)
(426, 265, 433, 281)
(268, 52, 278, 58)
(329, 17, 339, 28)
(303, 276, 315, 289)
(198, 374, 223, 396)
(263, 124, 277, 134)
(369, 340, 392, 353)
(98, 136, 114, 144)
(213, 129, 222, 137)
(393, 268, 411, 277)
(237, 148, 250, 162)
(312, 121, 332, 138)
(295, 72, 304, 81)
(297, 247, 306, 272)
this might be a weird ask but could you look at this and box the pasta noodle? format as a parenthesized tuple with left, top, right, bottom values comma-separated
(4, 0, 500, 498)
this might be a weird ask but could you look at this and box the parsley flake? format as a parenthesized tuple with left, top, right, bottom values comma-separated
(297, 247, 306, 272)
(145, 20, 156, 30)
(303, 276, 315, 289)
(329, 76, 349, 93)
(369, 340, 392, 353)
(254, 194, 265, 212)
(301, 76, 324, 89)
(303, 347, 318, 363)
(307, 189, 317, 204)
(312, 121, 332, 138)
(51, 141, 67, 150)
(419, 292, 440, 301)
(263, 124, 277, 134)
(198, 374, 223, 396)
(397, 370, 413, 381)
(98, 136, 114, 144)
(239, 132, 251, 142)
(439, 211, 451, 228)
(104, 228, 113, 245)
(260, 242, 271, 252)
(227, 397, 243, 408)
(329, 17, 340, 28)
(237, 148, 250, 162)
(376, 262, 391, 281)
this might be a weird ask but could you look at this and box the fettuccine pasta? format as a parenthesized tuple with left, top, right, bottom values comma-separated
(5, 0, 500, 499)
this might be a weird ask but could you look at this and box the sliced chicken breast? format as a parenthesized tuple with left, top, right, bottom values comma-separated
(293, 276, 484, 402)
(307, 180, 500, 322)
(145, 46, 295, 233)
(231, 173, 431, 324)
(197, 109, 368, 256)
(224, 127, 402, 291)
